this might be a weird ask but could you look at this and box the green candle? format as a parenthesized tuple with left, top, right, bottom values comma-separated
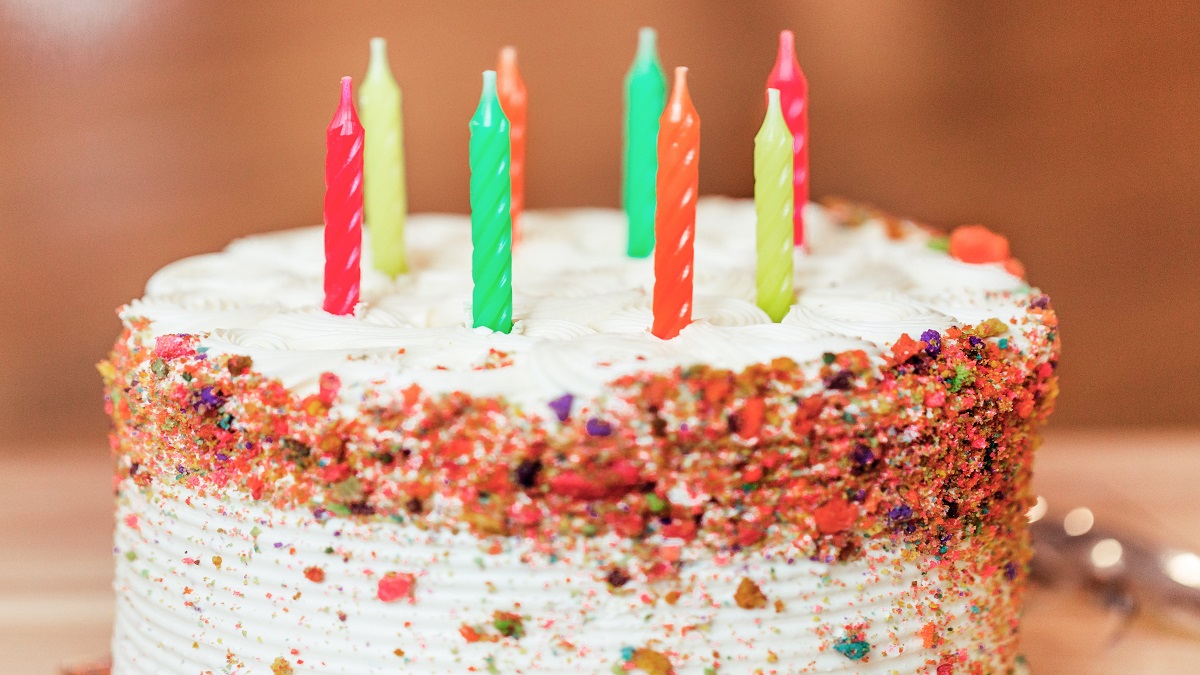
(469, 70, 514, 333)
(622, 27, 667, 258)
(358, 37, 408, 276)
(755, 89, 795, 323)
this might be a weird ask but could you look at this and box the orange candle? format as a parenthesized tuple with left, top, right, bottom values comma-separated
(496, 46, 527, 244)
(651, 67, 700, 340)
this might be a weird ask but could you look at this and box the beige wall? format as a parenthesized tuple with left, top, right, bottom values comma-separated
(2, 1, 1198, 446)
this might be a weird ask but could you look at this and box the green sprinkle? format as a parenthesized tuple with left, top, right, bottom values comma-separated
(928, 235, 950, 252)
(150, 359, 168, 378)
(646, 494, 666, 513)
(834, 636, 871, 660)
(949, 363, 975, 392)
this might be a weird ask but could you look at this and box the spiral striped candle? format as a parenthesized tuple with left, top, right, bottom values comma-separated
(756, 89, 795, 323)
(622, 27, 667, 258)
(469, 71, 514, 334)
(651, 67, 700, 340)
(358, 37, 408, 277)
(766, 30, 809, 248)
(496, 47, 527, 245)
(323, 76, 364, 316)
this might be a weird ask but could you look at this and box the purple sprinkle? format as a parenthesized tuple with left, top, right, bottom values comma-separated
(273, 542, 284, 548)
(851, 445, 875, 465)
(216, 453, 229, 462)
(680, 423, 689, 432)
(548, 393, 574, 422)
(888, 504, 914, 522)
(195, 386, 225, 410)
(1031, 295, 1051, 309)
(968, 335, 984, 349)
(585, 418, 613, 437)
(1005, 561, 1018, 580)
(824, 370, 853, 390)
(920, 329, 942, 356)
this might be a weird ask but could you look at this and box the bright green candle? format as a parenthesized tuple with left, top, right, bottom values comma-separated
(358, 37, 409, 276)
(755, 89, 795, 323)
(622, 27, 667, 258)
(469, 70, 514, 333)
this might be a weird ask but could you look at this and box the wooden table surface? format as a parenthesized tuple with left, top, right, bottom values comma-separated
(3, 430, 1199, 674)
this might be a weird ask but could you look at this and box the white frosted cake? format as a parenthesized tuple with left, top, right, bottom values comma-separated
(102, 198, 1058, 673)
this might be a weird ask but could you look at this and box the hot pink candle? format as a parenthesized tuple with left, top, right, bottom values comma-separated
(766, 30, 809, 248)
(323, 76, 365, 316)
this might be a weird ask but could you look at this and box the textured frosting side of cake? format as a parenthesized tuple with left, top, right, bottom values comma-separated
(112, 484, 1006, 674)
(102, 198, 1060, 674)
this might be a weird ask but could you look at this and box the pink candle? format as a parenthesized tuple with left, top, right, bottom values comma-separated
(766, 30, 809, 248)
(323, 76, 365, 316)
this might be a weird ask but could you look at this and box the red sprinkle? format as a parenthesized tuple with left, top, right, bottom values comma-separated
(377, 572, 416, 602)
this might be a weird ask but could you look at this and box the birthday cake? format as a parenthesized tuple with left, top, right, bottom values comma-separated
(101, 197, 1058, 674)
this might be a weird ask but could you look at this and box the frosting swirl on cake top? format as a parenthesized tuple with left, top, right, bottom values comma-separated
(125, 197, 1030, 409)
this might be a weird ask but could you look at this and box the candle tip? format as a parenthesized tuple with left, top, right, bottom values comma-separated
(637, 27, 657, 52)
(767, 87, 781, 106)
(340, 76, 353, 102)
(370, 37, 387, 57)
(499, 46, 517, 66)
(481, 69, 498, 96)
(673, 66, 689, 88)
(778, 29, 795, 54)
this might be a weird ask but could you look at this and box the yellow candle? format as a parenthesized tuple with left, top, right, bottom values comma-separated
(358, 37, 408, 276)
(755, 89, 795, 322)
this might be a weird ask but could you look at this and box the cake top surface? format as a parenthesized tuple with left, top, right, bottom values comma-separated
(125, 197, 1031, 409)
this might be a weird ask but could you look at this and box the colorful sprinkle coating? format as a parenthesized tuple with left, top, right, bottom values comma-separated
(101, 202, 1060, 673)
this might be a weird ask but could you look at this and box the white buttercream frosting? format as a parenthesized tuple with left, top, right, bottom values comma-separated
(113, 482, 1013, 674)
(123, 198, 1029, 412)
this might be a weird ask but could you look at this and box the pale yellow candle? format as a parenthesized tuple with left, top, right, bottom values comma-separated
(755, 88, 795, 322)
(358, 37, 408, 276)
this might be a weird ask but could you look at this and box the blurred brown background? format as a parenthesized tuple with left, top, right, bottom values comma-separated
(1, 1, 1198, 448)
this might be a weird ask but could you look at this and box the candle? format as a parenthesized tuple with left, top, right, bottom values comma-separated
(756, 89, 795, 323)
(469, 71, 514, 334)
(496, 46, 527, 244)
(766, 30, 809, 248)
(358, 38, 408, 277)
(651, 67, 699, 340)
(323, 76, 364, 316)
(623, 27, 668, 258)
